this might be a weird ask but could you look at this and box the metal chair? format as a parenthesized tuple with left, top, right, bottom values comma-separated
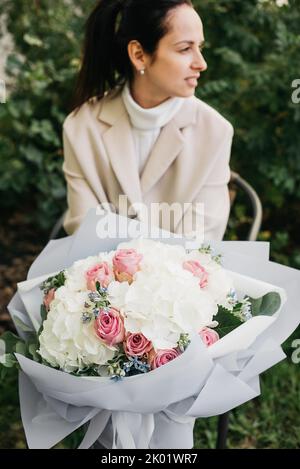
(229, 170, 263, 243)
(48, 171, 263, 450)
(216, 170, 263, 449)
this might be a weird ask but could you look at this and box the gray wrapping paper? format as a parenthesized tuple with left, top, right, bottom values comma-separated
(7, 210, 300, 449)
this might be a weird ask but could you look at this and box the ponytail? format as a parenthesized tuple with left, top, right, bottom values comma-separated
(72, 0, 124, 110)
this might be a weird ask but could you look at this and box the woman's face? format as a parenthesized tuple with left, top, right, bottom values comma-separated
(133, 5, 207, 105)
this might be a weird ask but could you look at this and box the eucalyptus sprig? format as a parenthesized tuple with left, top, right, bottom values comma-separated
(198, 245, 223, 265)
(198, 245, 213, 255)
(177, 333, 191, 352)
(107, 351, 128, 380)
(0, 328, 41, 380)
(40, 271, 66, 294)
(231, 297, 252, 322)
(81, 282, 112, 324)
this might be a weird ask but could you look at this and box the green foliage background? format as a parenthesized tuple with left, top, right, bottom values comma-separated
(0, 0, 95, 228)
(0, 0, 299, 449)
(196, 0, 300, 267)
(0, 0, 300, 265)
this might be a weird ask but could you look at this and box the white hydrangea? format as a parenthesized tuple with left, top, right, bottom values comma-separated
(38, 287, 115, 372)
(108, 240, 223, 349)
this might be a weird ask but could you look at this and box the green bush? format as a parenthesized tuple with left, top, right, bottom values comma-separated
(0, 0, 94, 229)
(194, 0, 300, 266)
(0, 0, 300, 265)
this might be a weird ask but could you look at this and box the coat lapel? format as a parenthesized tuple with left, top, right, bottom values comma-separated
(98, 88, 197, 201)
(140, 120, 184, 194)
(98, 89, 143, 205)
(141, 98, 197, 194)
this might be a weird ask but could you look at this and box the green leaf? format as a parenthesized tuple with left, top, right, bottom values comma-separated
(41, 271, 66, 293)
(28, 343, 41, 362)
(0, 332, 24, 354)
(37, 306, 47, 337)
(248, 292, 281, 316)
(23, 34, 44, 48)
(19, 144, 43, 166)
(0, 365, 9, 380)
(40, 304, 47, 322)
(0, 353, 18, 368)
(214, 306, 243, 338)
(15, 342, 27, 356)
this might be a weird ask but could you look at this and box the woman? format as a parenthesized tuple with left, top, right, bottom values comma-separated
(62, 0, 234, 240)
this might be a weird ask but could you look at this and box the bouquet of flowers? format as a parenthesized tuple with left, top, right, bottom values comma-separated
(25, 239, 275, 379)
(1, 211, 299, 449)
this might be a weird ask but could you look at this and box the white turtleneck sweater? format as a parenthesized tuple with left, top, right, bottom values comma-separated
(121, 82, 185, 175)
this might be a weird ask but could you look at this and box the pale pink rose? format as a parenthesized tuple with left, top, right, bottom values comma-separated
(43, 288, 55, 311)
(149, 348, 181, 370)
(183, 260, 209, 288)
(85, 262, 114, 291)
(94, 307, 125, 346)
(199, 327, 219, 347)
(113, 249, 143, 284)
(123, 332, 153, 357)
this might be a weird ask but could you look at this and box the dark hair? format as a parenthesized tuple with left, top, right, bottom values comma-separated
(72, 0, 193, 110)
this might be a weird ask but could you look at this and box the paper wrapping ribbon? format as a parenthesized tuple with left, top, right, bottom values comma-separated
(16, 333, 285, 449)
(6, 210, 300, 449)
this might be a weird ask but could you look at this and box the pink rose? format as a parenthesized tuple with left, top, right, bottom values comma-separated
(43, 288, 55, 311)
(199, 327, 219, 347)
(113, 249, 143, 284)
(94, 307, 125, 346)
(85, 262, 114, 291)
(183, 260, 209, 288)
(123, 332, 153, 357)
(149, 348, 181, 370)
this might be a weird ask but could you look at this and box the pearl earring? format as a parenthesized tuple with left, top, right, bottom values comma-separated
(140, 69, 145, 75)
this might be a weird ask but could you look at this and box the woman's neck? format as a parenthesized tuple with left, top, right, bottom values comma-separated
(129, 79, 170, 109)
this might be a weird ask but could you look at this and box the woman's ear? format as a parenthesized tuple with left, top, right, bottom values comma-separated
(127, 40, 147, 73)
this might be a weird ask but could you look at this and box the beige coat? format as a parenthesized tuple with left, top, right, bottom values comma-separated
(62, 87, 234, 240)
